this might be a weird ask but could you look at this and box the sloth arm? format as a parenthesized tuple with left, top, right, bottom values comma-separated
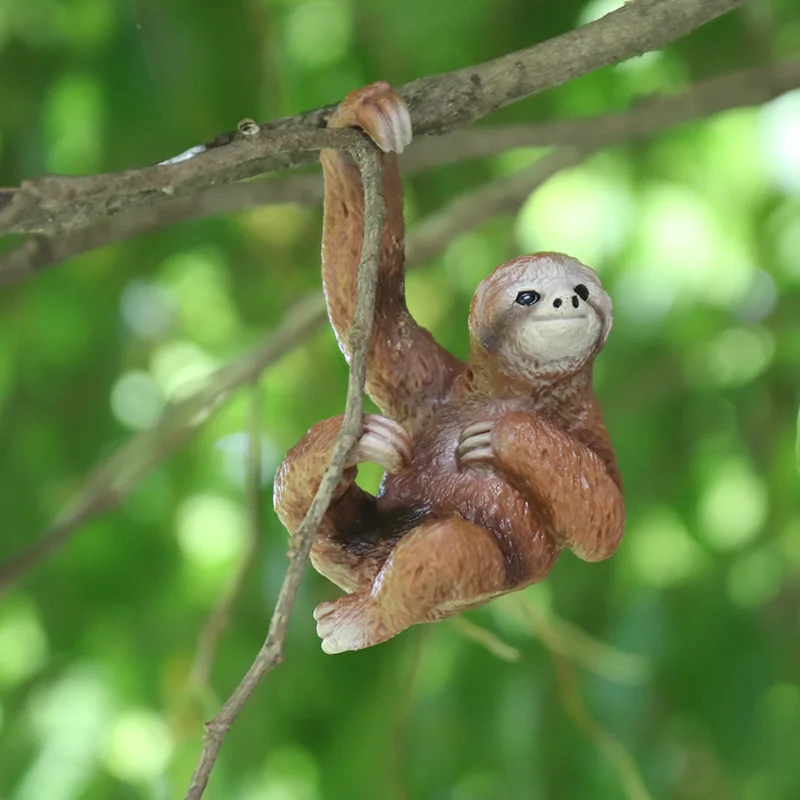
(320, 83, 463, 429)
(489, 410, 625, 562)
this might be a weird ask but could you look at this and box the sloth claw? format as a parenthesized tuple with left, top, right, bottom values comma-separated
(328, 82, 412, 154)
(457, 421, 495, 468)
(348, 414, 412, 473)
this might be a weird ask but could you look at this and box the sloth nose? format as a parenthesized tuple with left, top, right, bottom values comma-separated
(552, 294, 581, 310)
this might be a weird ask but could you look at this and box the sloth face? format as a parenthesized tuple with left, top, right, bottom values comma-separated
(471, 253, 612, 379)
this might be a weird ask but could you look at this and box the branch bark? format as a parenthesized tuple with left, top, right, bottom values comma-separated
(2, 57, 798, 285)
(0, 0, 745, 242)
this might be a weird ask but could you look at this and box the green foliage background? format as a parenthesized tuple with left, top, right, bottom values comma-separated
(1, 0, 799, 798)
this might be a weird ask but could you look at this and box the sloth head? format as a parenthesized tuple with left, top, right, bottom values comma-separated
(469, 252, 612, 381)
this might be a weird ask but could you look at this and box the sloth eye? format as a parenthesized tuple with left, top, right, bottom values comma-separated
(574, 284, 589, 301)
(515, 290, 541, 307)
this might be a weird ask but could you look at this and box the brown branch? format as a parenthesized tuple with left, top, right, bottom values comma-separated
(0, 0, 745, 241)
(183, 137, 386, 800)
(0, 174, 323, 286)
(411, 58, 800, 166)
(190, 383, 264, 689)
(3, 57, 799, 284)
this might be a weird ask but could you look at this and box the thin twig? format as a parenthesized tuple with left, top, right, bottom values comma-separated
(544, 614, 650, 685)
(451, 617, 522, 662)
(522, 601, 650, 684)
(521, 602, 653, 800)
(4, 56, 799, 281)
(190, 382, 264, 689)
(182, 136, 386, 800)
(0, 0, 746, 240)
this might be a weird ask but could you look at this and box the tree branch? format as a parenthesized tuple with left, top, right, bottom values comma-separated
(182, 136, 385, 800)
(2, 57, 798, 285)
(0, 0, 745, 241)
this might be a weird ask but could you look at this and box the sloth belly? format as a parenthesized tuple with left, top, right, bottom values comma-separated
(337, 414, 559, 586)
(379, 419, 542, 544)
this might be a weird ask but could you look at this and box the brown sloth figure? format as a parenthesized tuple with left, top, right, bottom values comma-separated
(274, 83, 625, 654)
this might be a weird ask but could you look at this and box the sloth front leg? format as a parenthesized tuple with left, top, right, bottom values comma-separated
(457, 413, 625, 562)
(314, 516, 521, 654)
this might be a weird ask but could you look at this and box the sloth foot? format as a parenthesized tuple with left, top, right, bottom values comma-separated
(328, 82, 412, 154)
(314, 592, 394, 654)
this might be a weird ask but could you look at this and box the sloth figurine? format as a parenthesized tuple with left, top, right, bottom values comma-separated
(274, 83, 625, 654)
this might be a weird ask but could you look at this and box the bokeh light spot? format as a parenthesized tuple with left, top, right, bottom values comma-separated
(103, 709, 173, 783)
(687, 326, 774, 388)
(627, 509, 705, 587)
(0, 601, 48, 687)
(120, 281, 176, 341)
(443, 232, 496, 294)
(760, 89, 800, 193)
(285, 0, 352, 68)
(214, 432, 278, 488)
(150, 340, 219, 401)
(727, 547, 783, 608)
(698, 459, 767, 551)
(17, 669, 111, 800)
(517, 159, 632, 266)
(45, 72, 103, 174)
(110, 370, 164, 430)
(632, 184, 754, 310)
(578, 0, 623, 25)
(176, 493, 246, 569)
(161, 249, 240, 347)
(240, 746, 320, 800)
(406, 270, 450, 332)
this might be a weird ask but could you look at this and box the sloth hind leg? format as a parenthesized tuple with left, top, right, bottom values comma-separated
(273, 413, 411, 593)
(313, 516, 514, 654)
